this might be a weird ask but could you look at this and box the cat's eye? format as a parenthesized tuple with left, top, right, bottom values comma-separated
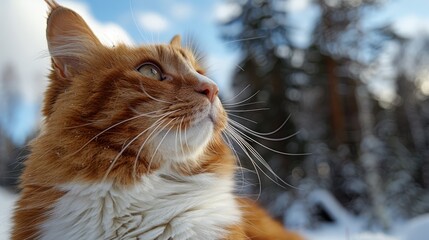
(137, 63, 165, 81)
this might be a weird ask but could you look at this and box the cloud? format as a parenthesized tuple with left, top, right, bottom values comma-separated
(0, 0, 50, 103)
(214, 2, 242, 23)
(138, 12, 170, 32)
(393, 15, 429, 38)
(60, 0, 134, 46)
(286, 0, 311, 12)
(171, 3, 193, 20)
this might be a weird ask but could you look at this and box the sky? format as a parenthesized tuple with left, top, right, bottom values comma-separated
(1, 0, 429, 144)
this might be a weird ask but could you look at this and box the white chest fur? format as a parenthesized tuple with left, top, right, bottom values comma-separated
(40, 170, 241, 240)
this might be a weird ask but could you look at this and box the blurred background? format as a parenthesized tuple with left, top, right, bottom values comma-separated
(1, 0, 429, 239)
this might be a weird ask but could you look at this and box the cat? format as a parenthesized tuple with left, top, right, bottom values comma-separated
(11, 1, 303, 239)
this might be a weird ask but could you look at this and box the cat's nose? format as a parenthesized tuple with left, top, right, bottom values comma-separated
(195, 82, 219, 103)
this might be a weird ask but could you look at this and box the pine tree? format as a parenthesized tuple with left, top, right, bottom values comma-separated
(221, 0, 306, 217)
(305, 0, 391, 228)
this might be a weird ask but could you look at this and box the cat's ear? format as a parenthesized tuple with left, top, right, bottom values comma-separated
(170, 35, 182, 47)
(46, 3, 102, 78)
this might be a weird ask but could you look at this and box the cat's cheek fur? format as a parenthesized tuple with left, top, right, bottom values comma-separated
(40, 171, 241, 240)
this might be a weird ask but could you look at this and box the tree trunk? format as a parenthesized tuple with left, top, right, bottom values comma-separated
(356, 86, 391, 230)
(325, 56, 345, 146)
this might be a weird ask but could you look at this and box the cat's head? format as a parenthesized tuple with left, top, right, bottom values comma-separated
(41, 2, 229, 181)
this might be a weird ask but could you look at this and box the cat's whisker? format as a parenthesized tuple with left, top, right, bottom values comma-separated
(185, 35, 205, 66)
(132, 110, 181, 176)
(225, 126, 299, 190)
(130, 107, 175, 118)
(222, 85, 250, 103)
(228, 123, 309, 157)
(183, 119, 195, 174)
(174, 119, 180, 160)
(132, 112, 178, 179)
(180, 116, 191, 155)
(106, 110, 177, 181)
(129, 0, 151, 44)
(222, 101, 265, 108)
(147, 121, 175, 171)
(63, 122, 95, 129)
(222, 133, 247, 192)
(71, 109, 169, 156)
(185, 124, 192, 155)
(235, 64, 245, 72)
(226, 126, 275, 178)
(67, 108, 167, 130)
(226, 113, 258, 124)
(179, 117, 187, 159)
(246, 114, 291, 136)
(224, 127, 262, 198)
(225, 108, 270, 113)
(224, 36, 266, 45)
(185, 33, 190, 50)
(227, 118, 299, 141)
(139, 81, 172, 104)
(105, 116, 170, 182)
(222, 90, 260, 106)
(227, 130, 290, 191)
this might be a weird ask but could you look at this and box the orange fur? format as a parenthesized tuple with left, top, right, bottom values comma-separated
(11, 1, 303, 239)
(236, 198, 304, 240)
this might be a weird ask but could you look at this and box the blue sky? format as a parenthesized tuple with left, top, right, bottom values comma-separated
(1, 0, 429, 144)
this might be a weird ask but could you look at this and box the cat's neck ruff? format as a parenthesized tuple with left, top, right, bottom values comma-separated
(40, 166, 241, 240)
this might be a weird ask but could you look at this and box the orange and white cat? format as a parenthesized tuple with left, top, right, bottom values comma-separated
(11, 1, 303, 239)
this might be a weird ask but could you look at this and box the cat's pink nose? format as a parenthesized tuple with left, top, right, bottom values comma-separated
(195, 82, 219, 103)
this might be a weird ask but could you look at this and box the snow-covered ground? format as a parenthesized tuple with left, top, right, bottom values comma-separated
(301, 219, 429, 240)
(299, 215, 429, 240)
(1, 187, 428, 240)
(303, 229, 399, 240)
(293, 189, 429, 240)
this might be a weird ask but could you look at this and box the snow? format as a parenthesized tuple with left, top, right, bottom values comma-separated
(308, 189, 358, 227)
(288, 189, 429, 240)
(0, 188, 17, 240)
(300, 215, 429, 240)
(1, 187, 429, 240)
(397, 214, 429, 240)
(303, 229, 400, 240)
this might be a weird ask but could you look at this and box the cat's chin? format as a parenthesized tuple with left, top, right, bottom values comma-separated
(207, 98, 226, 128)
(150, 98, 226, 164)
(150, 115, 214, 164)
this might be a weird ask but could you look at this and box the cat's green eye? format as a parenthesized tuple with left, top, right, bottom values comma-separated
(137, 63, 164, 81)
